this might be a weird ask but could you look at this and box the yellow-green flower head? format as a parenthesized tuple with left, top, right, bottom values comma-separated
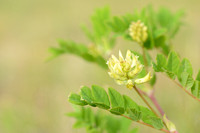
(107, 50, 152, 89)
(129, 20, 148, 44)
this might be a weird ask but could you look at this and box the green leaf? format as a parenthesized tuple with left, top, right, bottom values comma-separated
(166, 71, 176, 80)
(139, 106, 157, 118)
(154, 35, 166, 48)
(108, 88, 125, 115)
(119, 118, 132, 133)
(155, 54, 167, 72)
(128, 108, 142, 121)
(152, 62, 159, 72)
(68, 93, 87, 106)
(123, 95, 140, 112)
(157, 8, 183, 38)
(167, 51, 180, 74)
(139, 106, 163, 129)
(142, 116, 164, 129)
(196, 69, 200, 81)
(73, 121, 86, 128)
(129, 128, 139, 133)
(191, 81, 200, 98)
(154, 28, 167, 38)
(68, 107, 139, 133)
(80, 86, 96, 107)
(180, 72, 194, 90)
(144, 50, 153, 67)
(49, 40, 108, 69)
(67, 112, 81, 119)
(91, 85, 110, 109)
(178, 58, 193, 80)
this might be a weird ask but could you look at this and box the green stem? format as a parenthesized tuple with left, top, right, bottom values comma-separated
(133, 86, 159, 117)
(121, 114, 170, 133)
(142, 46, 148, 72)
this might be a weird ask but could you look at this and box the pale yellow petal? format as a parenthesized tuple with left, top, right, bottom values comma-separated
(134, 72, 152, 84)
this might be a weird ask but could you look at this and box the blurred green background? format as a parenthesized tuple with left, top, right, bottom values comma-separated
(0, 0, 200, 133)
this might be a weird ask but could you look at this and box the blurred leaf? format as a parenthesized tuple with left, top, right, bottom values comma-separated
(49, 40, 107, 69)
(154, 28, 167, 38)
(150, 72, 156, 86)
(129, 128, 139, 133)
(82, 6, 116, 51)
(66, 112, 81, 119)
(157, 8, 184, 38)
(191, 81, 200, 98)
(196, 69, 200, 81)
(68, 107, 138, 133)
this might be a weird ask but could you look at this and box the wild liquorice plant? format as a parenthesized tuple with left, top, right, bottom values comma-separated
(49, 6, 200, 133)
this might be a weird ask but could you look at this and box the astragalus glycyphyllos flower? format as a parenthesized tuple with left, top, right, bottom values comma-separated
(129, 20, 148, 44)
(107, 50, 152, 89)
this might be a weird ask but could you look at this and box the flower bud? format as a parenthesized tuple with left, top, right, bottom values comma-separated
(163, 114, 177, 133)
(126, 80, 134, 89)
(129, 20, 148, 44)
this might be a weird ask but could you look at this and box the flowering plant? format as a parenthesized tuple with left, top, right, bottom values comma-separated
(49, 6, 200, 133)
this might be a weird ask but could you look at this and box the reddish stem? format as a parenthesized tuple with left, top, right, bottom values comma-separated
(149, 93, 165, 116)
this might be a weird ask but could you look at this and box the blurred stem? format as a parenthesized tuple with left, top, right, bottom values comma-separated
(148, 91, 170, 131)
(148, 91, 165, 116)
(142, 46, 148, 72)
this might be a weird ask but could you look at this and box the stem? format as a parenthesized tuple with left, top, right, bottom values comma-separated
(135, 87, 172, 131)
(148, 92, 171, 131)
(121, 114, 170, 133)
(173, 79, 200, 102)
(133, 86, 159, 117)
(149, 92, 165, 116)
(142, 46, 148, 72)
(166, 74, 200, 102)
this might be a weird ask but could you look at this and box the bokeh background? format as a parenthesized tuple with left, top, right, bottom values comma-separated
(0, 0, 200, 133)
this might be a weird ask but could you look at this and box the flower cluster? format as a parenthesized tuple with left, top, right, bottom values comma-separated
(107, 50, 152, 89)
(129, 20, 148, 44)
